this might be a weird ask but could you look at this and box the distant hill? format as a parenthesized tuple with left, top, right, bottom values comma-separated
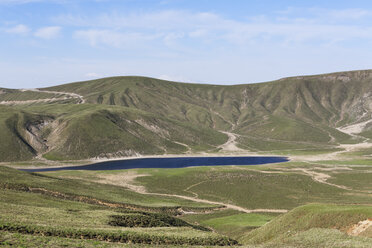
(0, 70, 371, 161)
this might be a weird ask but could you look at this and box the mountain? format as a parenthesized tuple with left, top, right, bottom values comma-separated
(0, 69, 371, 161)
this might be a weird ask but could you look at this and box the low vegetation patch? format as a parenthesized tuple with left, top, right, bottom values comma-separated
(108, 213, 210, 231)
(0, 221, 237, 246)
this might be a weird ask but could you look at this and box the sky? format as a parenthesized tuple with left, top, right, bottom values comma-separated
(1, 0, 372, 88)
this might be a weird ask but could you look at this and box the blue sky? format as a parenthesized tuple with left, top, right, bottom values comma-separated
(1, 0, 372, 88)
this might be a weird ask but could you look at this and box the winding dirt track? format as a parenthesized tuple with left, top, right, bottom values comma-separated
(146, 192, 288, 213)
(0, 88, 85, 105)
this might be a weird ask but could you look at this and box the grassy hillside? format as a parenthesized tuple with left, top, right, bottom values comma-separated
(0, 166, 239, 246)
(241, 203, 372, 245)
(0, 69, 371, 160)
(0, 89, 59, 102)
(0, 104, 226, 161)
(46, 71, 372, 128)
(0, 105, 46, 161)
(46, 70, 372, 134)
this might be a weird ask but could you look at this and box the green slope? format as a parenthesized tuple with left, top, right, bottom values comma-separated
(0, 69, 371, 161)
(0, 104, 226, 161)
(0, 105, 50, 161)
(46, 70, 372, 129)
(241, 203, 372, 245)
(0, 166, 237, 246)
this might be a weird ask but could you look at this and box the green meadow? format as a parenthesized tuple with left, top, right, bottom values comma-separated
(1, 155, 371, 247)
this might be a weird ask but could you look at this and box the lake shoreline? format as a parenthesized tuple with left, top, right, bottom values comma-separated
(5, 151, 279, 169)
(18, 155, 289, 172)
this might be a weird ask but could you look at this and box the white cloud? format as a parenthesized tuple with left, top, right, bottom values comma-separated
(163, 32, 184, 46)
(158, 74, 191, 83)
(34, 26, 61, 39)
(189, 29, 207, 38)
(2, 6, 372, 88)
(4, 24, 30, 34)
(327, 9, 370, 20)
(56, 9, 372, 49)
(74, 29, 158, 47)
(55, 10, 224, 30)
(85, 72, 101, 78)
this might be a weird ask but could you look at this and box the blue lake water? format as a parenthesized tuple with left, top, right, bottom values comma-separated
(21, 156, 289, 172)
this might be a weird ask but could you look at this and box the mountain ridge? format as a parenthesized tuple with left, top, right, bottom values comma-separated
(11, 68, 372, 89)
(0, 69, 371, 161)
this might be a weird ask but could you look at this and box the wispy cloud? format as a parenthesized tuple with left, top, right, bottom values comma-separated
(85, 72, 101, 78)
(158, 74, 191, 83)
(34, 26, 61, 39)
(74, 29, 158, 47)
(4, 24, 30, 34)
(58, 9, 372, 48)
(54, 10, 225, 30)
(326, 8, 370, 20)
(3, 3, 372, 88)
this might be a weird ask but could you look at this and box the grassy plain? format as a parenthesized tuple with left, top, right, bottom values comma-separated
(132, 165, 371, 209)
(0, 166, 237, 246)
(20, 151, 368, 246)
(1, 147, 372, 247)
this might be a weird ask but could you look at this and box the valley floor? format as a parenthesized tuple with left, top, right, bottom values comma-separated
(1, 142, 371, 247)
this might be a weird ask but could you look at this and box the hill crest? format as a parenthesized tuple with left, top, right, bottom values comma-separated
(0, 69, 371, 161)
